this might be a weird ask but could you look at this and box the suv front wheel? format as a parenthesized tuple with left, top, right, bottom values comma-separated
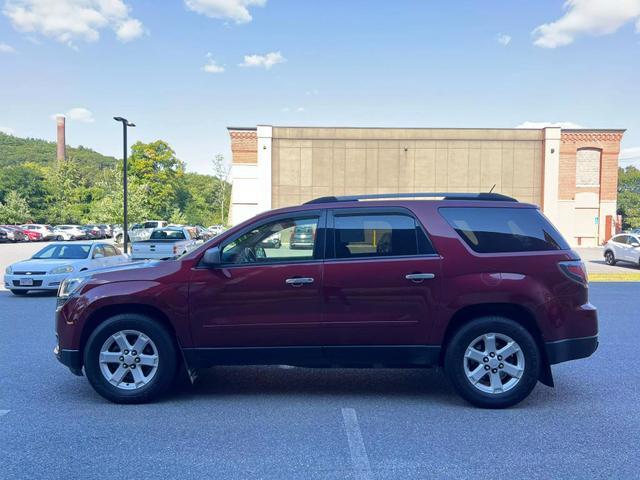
(83, 314, 178, 404)
(444, 316, 540, 408)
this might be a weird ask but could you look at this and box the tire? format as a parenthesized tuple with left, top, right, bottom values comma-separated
(444, 316, 540, 409)
(83, 313, 178, 404)
(10, 290, 28, 296)
(56, 235, 63, 241)
(605, 250, 616, 266)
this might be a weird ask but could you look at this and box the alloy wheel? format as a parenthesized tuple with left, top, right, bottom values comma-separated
(463, 333, 525, 394)
(99, 330, 159, 390)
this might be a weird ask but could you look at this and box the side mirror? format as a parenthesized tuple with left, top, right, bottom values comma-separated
(202, 247, 221, 267)
(631, 242, 640, 248)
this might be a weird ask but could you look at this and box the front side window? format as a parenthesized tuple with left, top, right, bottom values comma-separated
(332, 213, 433, 259)
(222, 216, 320, 265)
(440, 207, 570, 253)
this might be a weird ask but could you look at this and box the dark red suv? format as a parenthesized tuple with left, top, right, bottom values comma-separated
(55, 193, 598, 408)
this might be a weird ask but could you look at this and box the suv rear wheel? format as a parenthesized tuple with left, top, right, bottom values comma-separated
(84, 314, 178, 404)
(444, 316, 540, 408)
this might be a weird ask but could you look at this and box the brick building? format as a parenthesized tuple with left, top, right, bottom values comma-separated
(227, 126, 624, 246)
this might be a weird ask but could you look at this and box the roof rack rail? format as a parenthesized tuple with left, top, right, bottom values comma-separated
(304, 192, 517, 204)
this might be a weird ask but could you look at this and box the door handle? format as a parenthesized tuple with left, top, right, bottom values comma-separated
(285, 277, 315, 287)
(405, 273, 435, 283)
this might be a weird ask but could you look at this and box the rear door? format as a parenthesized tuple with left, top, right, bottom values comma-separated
(188, 210, 328, 347)
(322, 207, 441, 346)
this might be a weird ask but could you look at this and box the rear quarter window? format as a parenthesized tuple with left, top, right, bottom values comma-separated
(439, 207, 569, 253)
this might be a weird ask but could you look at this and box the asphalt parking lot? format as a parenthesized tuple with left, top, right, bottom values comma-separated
(0, 283, 638, 479)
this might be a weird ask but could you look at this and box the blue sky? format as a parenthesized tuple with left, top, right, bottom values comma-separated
(1, 0, 639, 173)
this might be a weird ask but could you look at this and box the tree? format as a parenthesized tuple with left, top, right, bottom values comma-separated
(128, 140, 186, 220)
(211, 154, 231, 225)
(0, 191, 32, 224)
(617, 166, 640, 229)
(0, 162, 48, 220)
(169, 207, 187, 224)
(87, 180, 152, 224)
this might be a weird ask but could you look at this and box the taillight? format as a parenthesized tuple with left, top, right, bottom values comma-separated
(558, 261, 588, 286)
(173, 245, 178, 254)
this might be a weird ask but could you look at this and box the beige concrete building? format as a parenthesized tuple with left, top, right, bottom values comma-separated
(228, 126, 625, 247)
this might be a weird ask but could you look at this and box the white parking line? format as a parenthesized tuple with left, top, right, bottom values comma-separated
(341, 408, 373, 480)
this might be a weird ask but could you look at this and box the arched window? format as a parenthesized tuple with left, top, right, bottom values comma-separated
(576, 148, 601, 187)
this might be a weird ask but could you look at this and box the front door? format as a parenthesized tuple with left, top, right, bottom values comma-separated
(188, 211, 328, 347)
(322, 208, 441, 346)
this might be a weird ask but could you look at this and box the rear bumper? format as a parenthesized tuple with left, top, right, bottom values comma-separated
(545, 335, 598, 365)
(54, 344, 83, 376)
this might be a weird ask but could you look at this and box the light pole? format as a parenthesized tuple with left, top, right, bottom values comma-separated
(113, 117, 135, 254)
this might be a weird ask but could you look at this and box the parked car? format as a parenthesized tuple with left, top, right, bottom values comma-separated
(0, 228, 7, 243)
(192, 225, 213, 242)
(129, 221, 168, 242)
(207, 224, 226, 236)
(84, 224, 108, 239)
(5, 242, 129, 295)
(53, 225, 87, 241)
(130, 226, 197, 261)
(20, 224, 55, 241)
(55, 192, 597, 408)
(290, 223, 315, 249)
(98, 224, 114, 238)
(259, 232, 282, 249)
(0, 225, 27, 242)
(603, 233, 640, 267)
(20, 228, 43, 242)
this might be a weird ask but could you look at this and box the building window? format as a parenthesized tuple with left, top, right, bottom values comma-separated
(576, 148, 601, 187)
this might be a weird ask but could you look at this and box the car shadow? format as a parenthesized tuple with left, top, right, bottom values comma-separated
(0, 290, 57, 298)
(588, 259, 639, 270)
(165, 365, 463, 406)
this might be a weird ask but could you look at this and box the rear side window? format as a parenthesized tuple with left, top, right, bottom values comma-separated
(332, 213, 435, 259)
(440, 207, 569, 253)
(150, 229, 186, 240)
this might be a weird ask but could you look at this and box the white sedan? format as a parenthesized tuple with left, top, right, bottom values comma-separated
(4, 242, 129, 295)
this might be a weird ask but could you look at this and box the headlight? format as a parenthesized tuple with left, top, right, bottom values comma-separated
(50, 265, 74, 275)
(58, 276, 90, 299)
(5, 266, 12, 274)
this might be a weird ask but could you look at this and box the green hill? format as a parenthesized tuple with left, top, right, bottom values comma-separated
(0, 132, 117, 170)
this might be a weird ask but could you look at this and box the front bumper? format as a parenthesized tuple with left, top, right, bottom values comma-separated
(545, 335, 598, 365)
(4, 273, 68, 290)
(54, 344, 83, 376)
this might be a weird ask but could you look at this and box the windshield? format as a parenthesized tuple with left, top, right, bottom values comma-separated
(32, 244, 91, 259)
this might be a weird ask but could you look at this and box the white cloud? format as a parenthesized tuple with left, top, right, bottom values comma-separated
(0, 126, 16, 135)
(533, 0, 640, 48)
(305, 89, 319, 96)
(239, 51, 285, 69)
(116, 18, 144, 42)
(3, 0, 145, 47)
(0, 42, 16, 53)
(185, 0, 266, 24)
(203, 53, 224, 73)
(497, 34, 511, 46)
(281, 106, 305, 113)
(516, 121, 584, 129)
(52, 107, 95, 123)
(619, 147, 640, 167)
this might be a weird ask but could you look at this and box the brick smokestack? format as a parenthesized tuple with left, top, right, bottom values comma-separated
(56, 115, 66, 161)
